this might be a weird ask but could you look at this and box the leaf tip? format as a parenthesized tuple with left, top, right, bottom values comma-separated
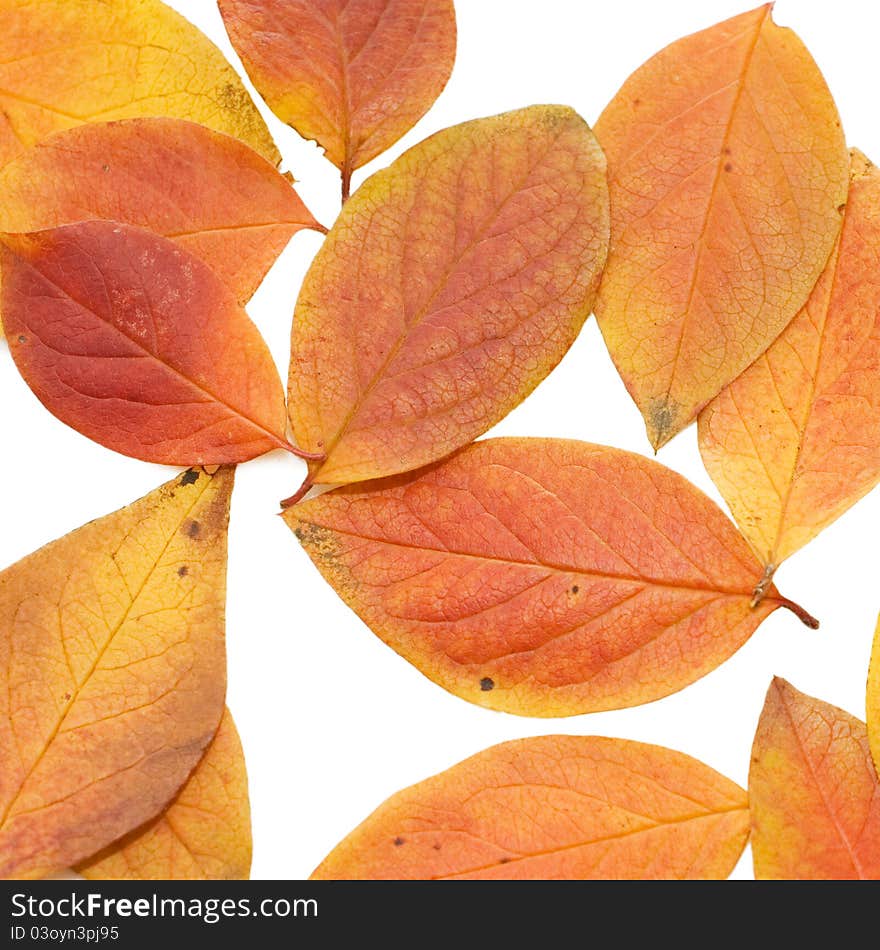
(646, 398, 682, 450)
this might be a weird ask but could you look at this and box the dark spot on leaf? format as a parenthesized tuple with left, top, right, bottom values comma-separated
(432, 843, 441, 850)
(180, 469, 200, 487)
(186, 521, 201, 539)
(723, 162, 733, 172)
(17, 335, 26, 344)
(838, 203, 846, 214)
(294, 527, 304, 540)
(480, 677, 495, 691)
(63, 692, 71, 702)
(499, 857, 511, 864)
(571, 585, 579, 594)
(101, 163, 110, 172)
(632, 98, 641, 108)
(393, 837, 405, 846)
(178, 566, 189, 577)
(723, 146, 731, 155)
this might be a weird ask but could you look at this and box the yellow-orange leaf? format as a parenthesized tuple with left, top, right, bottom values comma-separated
(0, 0, 279, 170)
(312, 735, 749, 879)
(594, 4, 848, 449)
(0, 467, 233, 880)
(869, 617, 880, 778)
(287, 107, 609, 490)
(0, 118, 319, 307)
(699, 152, 880, 570)
(218, 0, 455, 191)
(77, 708, 251, 880)
(750, 678, 880, 879)
(285, 438, 812, 716)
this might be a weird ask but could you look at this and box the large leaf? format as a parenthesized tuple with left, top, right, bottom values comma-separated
(77, 708, 251, 880)
(0, 0, 279, 169)
(219, 0, 456, 196)
(750, 678, 880, 879)
(699, 151, 880, 572)
(0, 467, 233, 880)
(594, 4, 848, 448)
(0, 118, 320, 308)
(312, 735, 749, 879)
(0, 221, 311, 465)
(285, 438, 815, 716)
(286, 107, 609, 494)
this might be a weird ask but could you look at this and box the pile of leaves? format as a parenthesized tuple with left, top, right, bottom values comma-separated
(0, 0, 878, 880)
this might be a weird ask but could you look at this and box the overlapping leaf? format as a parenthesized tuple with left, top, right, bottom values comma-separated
(286, 438, 815, 716)
(699, 152, 880, 571)
(869, 617, 880, 777)
(750, 678, 880, 879)
(0, 118, 321, 308)
(286, 107, 609, 494)
(0, 467, 233, 880)
(0, 0, 278, 170)
(594, 4, 848, 448)
(0, 221, 309, 465)
(312, 735, 749, 879)
(77, 708, 251, 880)
(219, 0, 456, 196)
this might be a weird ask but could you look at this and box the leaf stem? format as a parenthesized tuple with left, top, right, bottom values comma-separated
(284, 441, 325, 462)
(341, 162, 352, 204)
(768, 595, 820, 630)
(280, 474, 314, 510)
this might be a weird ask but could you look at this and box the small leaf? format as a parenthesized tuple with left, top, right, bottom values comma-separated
(699, 152, 880, 571)
(312, 735, 749, 879)
(218, 0, 456, 194)
(0, 467, 233, 880)
(285, 438, 814, 716)
(77, 708, 251, 880)
(869, 616, 880, 778)
(1, 221, 297, 465)
(594, 4, 848, 448)
(0, 0, 279, 169)
(287, 107, 609, 491)
(750, 678, 880, 880)
(0, 118, 321, 308)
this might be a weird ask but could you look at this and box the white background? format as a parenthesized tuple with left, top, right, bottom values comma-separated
(2, 0, 879, 880)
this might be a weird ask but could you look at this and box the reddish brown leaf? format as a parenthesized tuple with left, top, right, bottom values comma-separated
(750, 678, 880, 879)
(312, 735, 749, 879)
(0, 221, 302, 465)
(218, 0, 456, 193)
(285, 438, 814, 716)
(286, 106, 609, 492)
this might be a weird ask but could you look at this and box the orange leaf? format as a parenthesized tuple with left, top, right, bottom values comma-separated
(594, 4, 848, 449)
(285, 438, 814, 716)
(287, 107, 609, 491)
(869, 617, 880, 778)
(699, 152, 880, 570)
(0, 221, 298, 466)
(0, 467, 233, 880)
(77, 709, 251, 880)
(311, 735, 749, 879)
(0, 0, 279, 170)
(0, 118, 320, 307)
(750, 678, 880, 879)
(218, 0, 455, 193)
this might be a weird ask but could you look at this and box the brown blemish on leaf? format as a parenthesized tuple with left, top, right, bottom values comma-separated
(186, 521, 201, 540)
(177, 566, 189, 577)
(393, 837, 405, 847)
(180, 469, 200, 487)
(480, 677, 495, 692)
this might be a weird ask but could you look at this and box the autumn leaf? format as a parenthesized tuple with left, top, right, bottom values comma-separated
(594, 4, 848, 449)
(699, 151, 880, 574)
(286, 107, 609, 497)
(0, 467, 233, 880)
(77, 708, 251, 880)
(750, 678, 880, 879)
(0, 221, 318, 466)
(0, 118, 321, 309)
(0, 0, 279, 170)
(218, 0, 456, 198)
(869, 617, 880, 778)
(312, 735, 749, 879)
(285, 438, 816, 716)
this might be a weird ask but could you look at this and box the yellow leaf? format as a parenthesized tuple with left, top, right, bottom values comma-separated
(77, 708, 251, 880)
(0, 467, 233, 880)
(0, 0, 279, 171)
